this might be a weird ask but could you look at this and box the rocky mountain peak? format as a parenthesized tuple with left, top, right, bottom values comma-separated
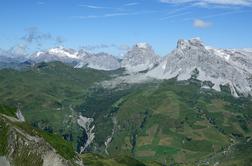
(177, 38, 205, 50)
(47, 46, 79, 59)
(147, 38, 252, 97)
(121, 42, 160, 72)
(135, 42, 151, 49)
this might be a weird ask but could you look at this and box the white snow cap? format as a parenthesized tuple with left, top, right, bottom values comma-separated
(48, 46, 79, 59)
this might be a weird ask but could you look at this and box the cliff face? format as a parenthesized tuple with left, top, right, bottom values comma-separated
(121, 43, 160, 73)
(147, 39, 252, 97)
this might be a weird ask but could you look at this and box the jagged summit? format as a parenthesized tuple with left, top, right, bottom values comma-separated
(1, 39, 252, 97)
(121, 42, 160, 72)
(177, 38, 204, 50)
(135, 42, 150, 49)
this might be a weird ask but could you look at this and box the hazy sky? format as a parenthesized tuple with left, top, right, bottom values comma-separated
(0, 0, 252, 56)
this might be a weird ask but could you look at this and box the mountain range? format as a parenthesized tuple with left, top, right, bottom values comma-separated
(1, 38, 252, 97)
(1, 39, 252, 166)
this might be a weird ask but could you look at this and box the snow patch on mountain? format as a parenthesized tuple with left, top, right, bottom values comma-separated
(48, 46, 79, 59)
(31, 47, 79, 64)
(31, 47, 120, 70)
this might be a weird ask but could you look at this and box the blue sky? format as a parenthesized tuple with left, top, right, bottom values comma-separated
(0, 0, 252, 56)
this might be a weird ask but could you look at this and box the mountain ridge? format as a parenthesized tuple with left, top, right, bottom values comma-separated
(147, 38, 252, 97)
(1, 38, 252, 97)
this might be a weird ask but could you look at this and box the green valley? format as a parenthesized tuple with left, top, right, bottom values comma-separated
(0, 62, 252, 166)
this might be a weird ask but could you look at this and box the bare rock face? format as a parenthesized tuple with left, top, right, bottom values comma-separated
(147, 38, 252, 97)
(121, 43, 160, 73)
(0, 115, 82, 166)
(75, 52, 121, 71)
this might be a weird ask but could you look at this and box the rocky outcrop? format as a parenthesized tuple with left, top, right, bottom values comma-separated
(75, 52, 121, 71)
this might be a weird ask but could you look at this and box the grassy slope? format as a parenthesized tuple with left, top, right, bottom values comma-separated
(76, 84, 143, 150)
(81, 153, 144, 166)
(0, 119, 8, 155)
(0, 62, 111, 149)
(0, 106, 154, 166)
(0, 105, 17, 117)
(0, 107, 76, 165)
(80, 79, 252, 165)
(115, 79, 251, 164)
(13, 121, 76, 160)
(81, 153, 162, 166)
(0, 105, 16, 155)
(199, 138, 252, 166)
